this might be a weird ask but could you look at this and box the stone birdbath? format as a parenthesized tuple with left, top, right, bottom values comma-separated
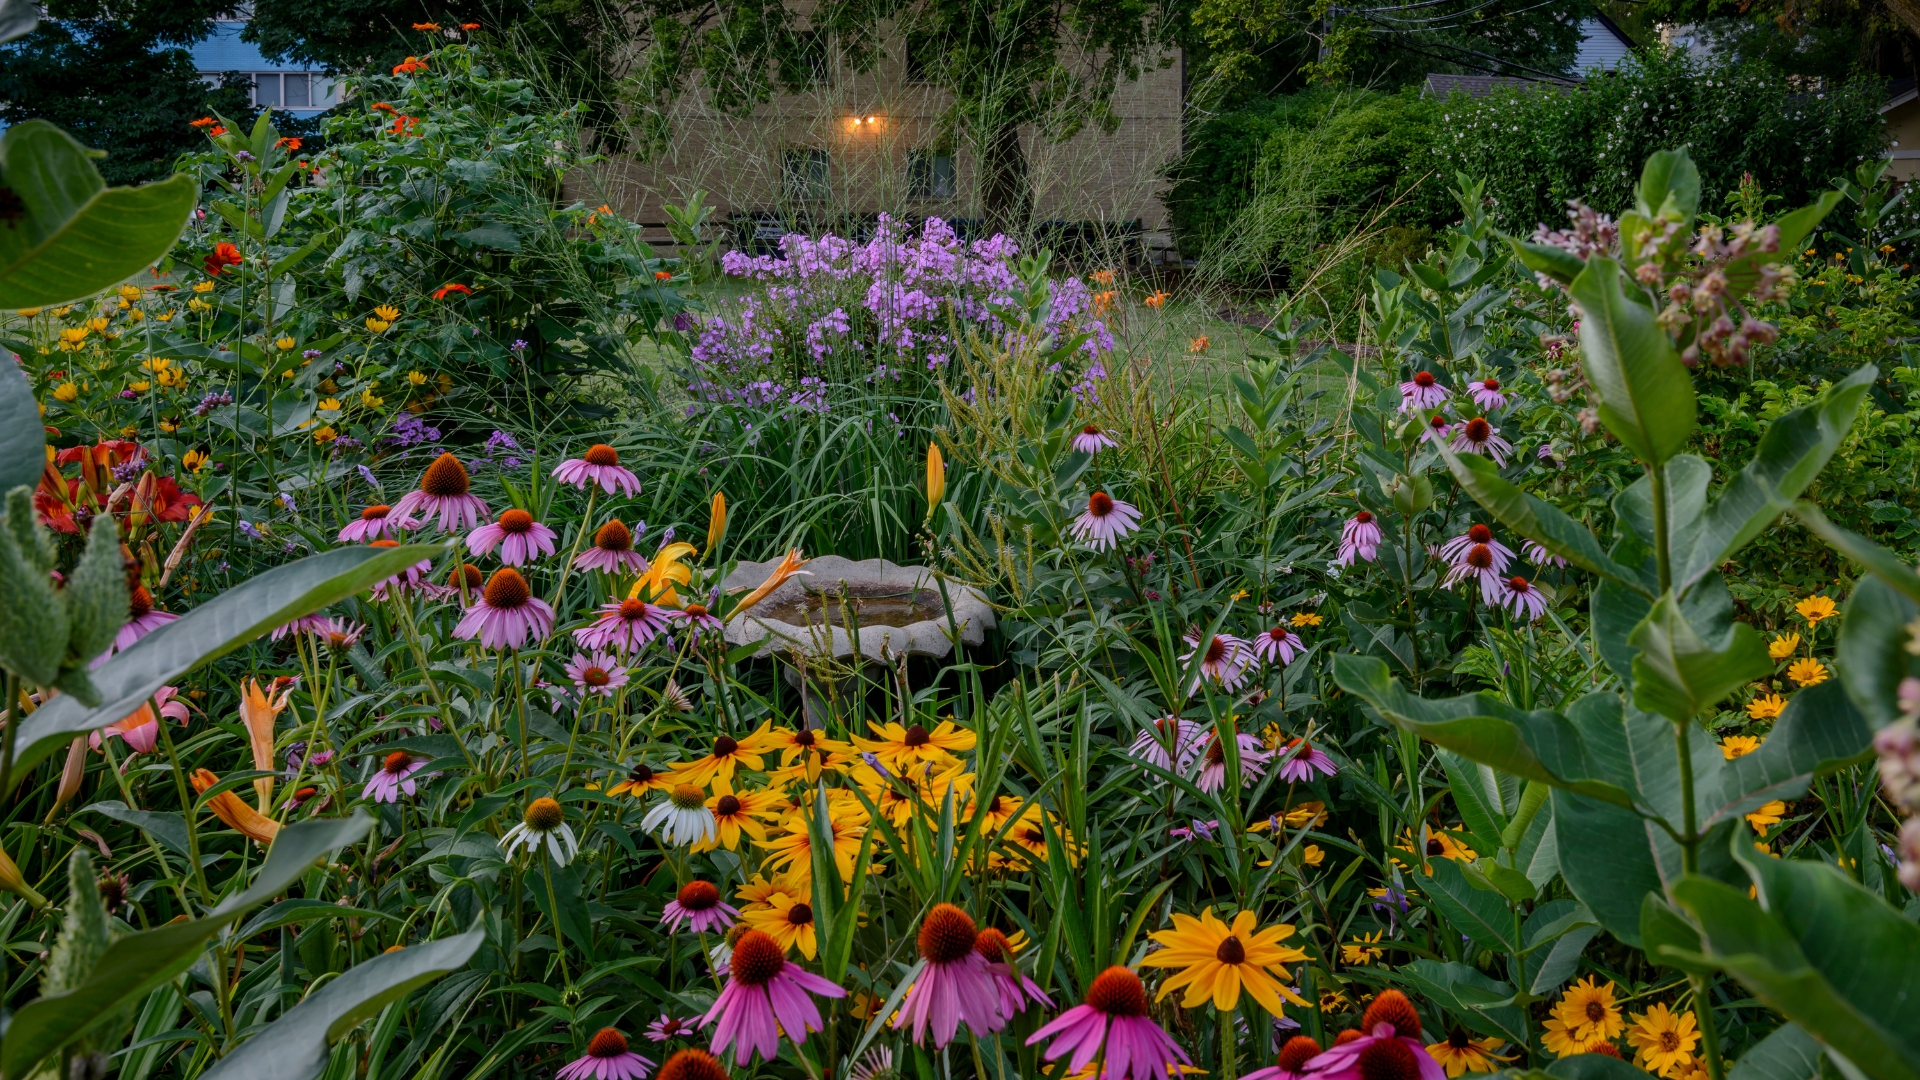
(721, 555, 994, 721)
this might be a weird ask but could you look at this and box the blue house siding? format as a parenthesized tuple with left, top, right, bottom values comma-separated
(189, 22, 337, 115)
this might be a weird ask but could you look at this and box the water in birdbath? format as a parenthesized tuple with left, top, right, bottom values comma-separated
(755, 583, 945, 629)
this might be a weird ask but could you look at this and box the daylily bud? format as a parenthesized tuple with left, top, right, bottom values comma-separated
(925, 442, 945, 522)
(49, 736, 87, 820)
(0, 841, 48, 908)
(706, 491, 728, 554)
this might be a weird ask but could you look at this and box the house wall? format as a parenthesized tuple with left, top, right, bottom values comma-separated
(1885, 96, 1920, 181)
(584, 37, 1184, 258)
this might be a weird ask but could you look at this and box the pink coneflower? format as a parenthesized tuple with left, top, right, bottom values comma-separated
(661, 879, 739, 934)
(391, 452, 489, 533)
(338, 503, 405, 542)
(1438, 524, 1514, 581)
(1467, 377, 1509, 411)
(367, 539, 435, 600)
(1449, 417, 1513, 465)
(362, 750, 426, 802)
(90, 686, 188, 754)
(1072, 424, 1118, 454)
(645, 1014, 702, 1042)
(1197, 730, 1270, 793)
(701, 928, 845, 1067)
(576, 520, 650, 574)
(1337, 511, 1382, 567)
(557, 1028, 654, 1080)
(1419, 413, 1452, 444)
(270, 612, 332, 640)
(1128, 716, 1206, 771)
(895, 904, 1005, 1047)
(669, 602, 725, 640)
(1491, 575, 1549, 621)
(566, 651, 631, 697)
(1253, 625, 1304, 665)
(1070, 492, 1142, 550)
(1242, 1034, 1325, 1080)
(1179, 631, 1251, 691)
(1295, 991, 1441, 1080)
(1274, 738, 1337, 782)
(1521, 540, 1567, 569)
(576, 597, 672, 651)
(111, 586, 179, 655)
(1398, 371, 1449, 413)
(975, 927, 1051, 1019)
(554, 444, 642, 497)
(1026, 966, 1190, 1080)
(453, 568, 554, 649)
(466, 508, 558, 566)
(315, 618, 367, 651)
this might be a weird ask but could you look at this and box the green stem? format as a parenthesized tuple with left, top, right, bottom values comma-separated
(1649, 461, 1673, 595)
(155, 705, 213, 904)
(1677, 722, 1699, 875)
(1219, 1006, 1238, 1080)
(1690, 974, 1726, 1080)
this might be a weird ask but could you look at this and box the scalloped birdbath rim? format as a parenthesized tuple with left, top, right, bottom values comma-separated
(719, 555, 994, 663)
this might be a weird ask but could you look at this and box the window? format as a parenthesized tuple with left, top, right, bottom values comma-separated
(782, 149, 830, 201)
(253, 73, 281, 107)
(908, 152, 956, 199)
(284, 73, 311, 107)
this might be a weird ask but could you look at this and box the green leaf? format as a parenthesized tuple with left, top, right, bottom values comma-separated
(0, 363, 43, 495)
(1698, 680, 1873, 827)
(1729, 1022, 1825, 1080)
(0, 813, 374, 1078)
(1836, 576, 1920, 729)
(1569, 256, 1696, 465)
(1640, 893, 1718, 977)
(1794, 501, 1920, 606)
(0, 122, 199, 306)
(198, 927, 484, 1080)
(1552, 788, 1664, 947)
(1506, 238, 1588, 286)
(234, 898, 400, 941)
(10, 543, 447, 778)
(1438, 449, 1647, 591)
(79, 800, 189, 856)
(1634, 148, 1702, 220)
(1392, 959, 1527, 1045)
(1628, 592, 1772, 723)
(1675, 366, 1876, 595)
(1426, 858, 1517, 952)
(1548, 1052, 1664, 1080)
(1668, 861, 1920, 1080)
(1439, 749, 1508, 851)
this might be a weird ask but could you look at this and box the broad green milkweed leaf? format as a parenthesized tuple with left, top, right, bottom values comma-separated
(1570, 256, 1696, 466)
(79, 800, 189, 856)
(198, 927, 485, 1080)
(0, 363, 43, 494)
(1438, 448, 1647, 592)
(1391, 959, 1526, 1045)
(9, 543, 446, 778)
(1634, 148, 1702, 220)
(1697, 680, 1873, 828)
(1728, 1022, 1826, 1080)
(0, 813, 374, 1079)
(0, 122, 198, 307)
(1628, 593, 1772, 723)
(1835, 576, 1920, 729)
(1425, 858, 1517, 952)
(1794, 501, 1920, 606)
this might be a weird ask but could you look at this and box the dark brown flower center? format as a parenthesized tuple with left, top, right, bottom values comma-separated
(1464, 418, 1492, 441)
(903, 724, 931, 747)
(587, 1028, 629, 1057)
(786, 902, 813, 927)
(595, 520, 632, 551)
(1204, 636, 1227, 664)
(1465, 544, 1494, 570)
(793, 729, 816, 746)
(1468, 524, 1493, 543)
(713, 735, 739, 757)
(684, 603, 708, 618)
(419, 452, 470, 497)
(1448, 1027, 1473, 1050)
(1586, 1000, 1606, 1023)
(728, 930, 786, 986)
(618, 597, 650, 619)
(918, 903, 978, 963)
(677, 880, 720, 910)
(583, 444, 620, 466)
(1084, 966, 1150, 1017)
(1481, 378, 1500, 391)
(1429, 413, 1449, 430)
(582, 666, 610, 687)
(483, 568, 530, 609)
(498, 508, 534, 534)
(1355, 510, 1374, 524)
(715, 795, 741, 816)
(1215, 935, 1247, 964)
(1427, 839, 1445, 856)
(361, 504, 390, 520)
(1268, 626, 1292, 643)
(1509, 576, 1531, 592)
(1088, 491, 1115, 517)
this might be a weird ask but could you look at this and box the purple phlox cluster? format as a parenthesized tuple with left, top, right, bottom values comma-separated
(195, 391, 233, 416)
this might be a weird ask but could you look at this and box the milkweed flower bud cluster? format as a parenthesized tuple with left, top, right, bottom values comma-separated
(1876, 663, 1920, 891)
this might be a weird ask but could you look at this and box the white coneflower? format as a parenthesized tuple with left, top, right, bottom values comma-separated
(643, 784, 718, 848)
(501, 797, 579, 866)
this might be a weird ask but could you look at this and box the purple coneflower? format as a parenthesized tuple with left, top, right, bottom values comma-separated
(1293, 991, 1442, 1080)
(391, 452, 489, 533)
(895, 904, 1005, 1047)
(1438, 524, 1514, 583)
(1069, 491, 1142, 550)
(1197, 730, 1270, 793)
(1026, 966, 1190, 1080)
(1398, 370, 1449, 413)
(577, 597, 671, 651)
(467, 507, 558, 566)
(315, 618, 366, 651)
(1467, 377, 1509, 411)
(110, 586, 179, 655)
(1449, 417, 1513, 465)
(1072, 424, 1118, 454)
(669, 602, 725, 640)
(1337, 510, 1382, 567)
(453, 567, 554, 649)
(1274, 738, 1338, 783)
(1179, 631, 1251, 691)
(557, 1028, 654, 1080)
(1491, 575, 1549, 621)
(338, 504, 405, 542)
(1521, 540, 1567, 569)
(974, 927, 1051, 1019)
(1241, 1035, 1327, 1080)
(554, 443, 641, 497)
(576, 520, 651, 574)
(645, 1014, 701, 1042)
(661, 879, 738, 934)
(1419, 413, 1452, 445)
(701, 929, 845, 1067)
(1128, 716, 1206, 771)
(362, 750, 426, 802)
(1253, 625, 1304, 666)
(566, 651, 631, 697)
(271, 612, 332, 641)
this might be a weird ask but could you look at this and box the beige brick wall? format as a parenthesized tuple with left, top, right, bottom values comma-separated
(581, 37, 1184, 253)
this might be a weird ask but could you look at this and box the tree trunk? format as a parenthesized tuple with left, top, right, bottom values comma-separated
(1886, 0, 1920, 41)
(980, 119, 1032, 237)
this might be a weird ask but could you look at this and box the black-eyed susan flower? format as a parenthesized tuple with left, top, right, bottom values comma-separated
(853, 719, 976, 771)
(667, 722, 781, 793)
(1341, 930, 1384, 965)
(695, 789, 783, 852)
(1425, 1028, 1514, 1076)
(608, 762, 672, 799)
(1139, 908, 1310, 1014)
(740, 891, 818, 958)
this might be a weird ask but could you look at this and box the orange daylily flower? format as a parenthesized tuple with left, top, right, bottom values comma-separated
(728, 549, 811, 620)
(191, 769, 280, 844)
(239, 677, 295, 811)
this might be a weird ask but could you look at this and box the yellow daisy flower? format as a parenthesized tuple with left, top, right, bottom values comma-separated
(1426, 1029, 1515, 1076)
(1795, 595, 1837, 625)
(1139, 908, 1311, 1014)
(741, 891, 818, 958)
(1767, 633, 1800, 660)
(607, 762, 674, 797)
(1541, 1015, 1605, 1057)
(734, 872, 805, 914)
(666, 721, 782, 794)
(852, 718, 976, 771)
(1341, 930, 1384, 965)
(1787, 658, 1828, 686)
(1552, 977, 1626, 1045)
(1720, 735, 1763, 760)
(1746, 694, 1786, 721)
(1627, 1004, 1700, 1077)
(695, 789, 784, 852)
(1745, 800, 1786, 833)
(1291, 612, 1323, 627)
